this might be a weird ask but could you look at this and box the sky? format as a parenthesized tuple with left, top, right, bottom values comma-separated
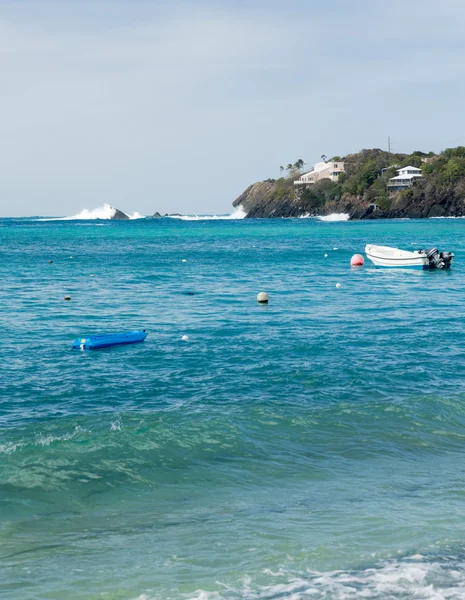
(1, 0, 465, 217)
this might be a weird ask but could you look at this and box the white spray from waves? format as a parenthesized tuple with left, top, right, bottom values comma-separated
(166, 207, 246, 221)
(63, 203, 117, 220)
(43, 204, 145, 220)
(318, 213, 350, 222)
(299, 213, 350, 221)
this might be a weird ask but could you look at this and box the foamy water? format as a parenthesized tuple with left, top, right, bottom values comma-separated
(167, 207, 246, 221)
(177, 555, 465, 599)
(299, 213, 350, 221)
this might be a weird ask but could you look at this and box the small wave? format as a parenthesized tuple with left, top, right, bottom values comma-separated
(0, 441, 25, 455)
(430, 216, 465, 219)
(174, 555, 465, 599)
(0, 426, 86, 454)
(167, 207, 246, 221)
(317, 213, 350, 222)
(298, 213, 350, 221)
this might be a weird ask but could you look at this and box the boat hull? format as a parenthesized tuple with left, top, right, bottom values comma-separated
(365, 245, 429, 269)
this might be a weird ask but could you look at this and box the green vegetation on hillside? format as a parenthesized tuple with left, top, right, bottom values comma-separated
(294, 147, 465, 214)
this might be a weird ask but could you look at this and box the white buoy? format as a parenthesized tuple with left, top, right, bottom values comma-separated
(182, 335, 189, 341)
(333, 247, 338, 250)
(182, 259, 187, 263)
(257, 292, 269, 304)
(69, 256, 73, 259)
(336, 283, 341, 289)
(89, 274, 95, 277)
(324, 254, 328, 258)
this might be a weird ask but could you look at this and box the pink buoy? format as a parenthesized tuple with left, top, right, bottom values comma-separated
(351, 253, 364, 267)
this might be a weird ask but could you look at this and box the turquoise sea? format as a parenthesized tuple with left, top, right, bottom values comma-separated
(2, 216, 465, 599)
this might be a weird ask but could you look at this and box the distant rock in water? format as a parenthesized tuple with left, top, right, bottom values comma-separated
(151, 212, 162, 218)
(111, 208, 130, 220)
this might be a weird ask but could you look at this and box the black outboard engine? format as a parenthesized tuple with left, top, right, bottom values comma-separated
(426, 248, 445, 269)
(440, 251, 454, 269)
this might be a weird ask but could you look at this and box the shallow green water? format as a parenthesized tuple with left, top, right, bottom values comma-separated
(2, 217, 465, 599)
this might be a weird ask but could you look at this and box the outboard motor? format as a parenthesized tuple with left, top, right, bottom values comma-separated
(440, 251, 454, 269)
(426, 248, 445, 269)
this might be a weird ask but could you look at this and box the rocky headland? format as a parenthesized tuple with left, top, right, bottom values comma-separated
(233, 147, 465, 220)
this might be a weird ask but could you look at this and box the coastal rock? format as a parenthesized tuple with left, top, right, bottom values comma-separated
(232, 179, 302, 218)
(151, 212, 162, 218)
(233, 177, 465, 220)
(111, 208, 130, 220)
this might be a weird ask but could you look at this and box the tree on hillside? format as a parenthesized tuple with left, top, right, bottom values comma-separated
(442, 158, 465, 183)
(444, 146, 465, 159)
(321, 154, 328, 163)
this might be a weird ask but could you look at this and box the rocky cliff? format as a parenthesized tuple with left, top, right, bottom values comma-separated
(233, 179, 304, 218)
(233, 179, 465, 220)
(232, 178, 364, 218)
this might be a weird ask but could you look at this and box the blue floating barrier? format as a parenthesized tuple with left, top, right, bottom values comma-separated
(72, 330, 148, 350)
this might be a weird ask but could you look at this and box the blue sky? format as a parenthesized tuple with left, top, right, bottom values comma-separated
(1, 0, 464, 216)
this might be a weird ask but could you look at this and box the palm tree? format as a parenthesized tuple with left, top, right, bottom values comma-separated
(280, 166, 284, 172)
(321, 154, 328, 163)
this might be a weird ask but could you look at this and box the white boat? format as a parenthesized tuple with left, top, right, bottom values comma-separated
(365, 245, 454, 269)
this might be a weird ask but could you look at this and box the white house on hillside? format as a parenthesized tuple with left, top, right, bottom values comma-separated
(387, 166, 422, 191)
(294, 161, 345, 191)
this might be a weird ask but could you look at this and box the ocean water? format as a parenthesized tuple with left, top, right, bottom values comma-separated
(2, 216, 465, 599)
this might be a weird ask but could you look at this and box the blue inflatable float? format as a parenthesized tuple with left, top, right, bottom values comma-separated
(72, 330, 148, 350)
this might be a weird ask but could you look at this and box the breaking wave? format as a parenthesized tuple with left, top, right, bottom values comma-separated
(40, 204, 145, 220)
(61, 203, 117, 220)
(317, 213, 350, 221)
(175, 555, 465, 600)
(166, 207, 246, 221)
(299, 213, 350, 221)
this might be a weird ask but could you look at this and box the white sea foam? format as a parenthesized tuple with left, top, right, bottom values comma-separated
(166, 207, 246, 221)
(430, 216, 465, 219)
(170, 556, 465, 599)
(318, 213, 350, 222)
(0, 426, 86, 454)
(299, 212, 350, 221)
(40, 203, 145, 220)
(111, 419, 122, 431)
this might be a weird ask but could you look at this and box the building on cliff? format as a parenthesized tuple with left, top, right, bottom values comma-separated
(387, 166, 422, 192)
(294, 160, 345, 195)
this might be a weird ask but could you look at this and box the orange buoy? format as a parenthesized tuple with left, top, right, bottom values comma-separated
(351, 254, 364, 267)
